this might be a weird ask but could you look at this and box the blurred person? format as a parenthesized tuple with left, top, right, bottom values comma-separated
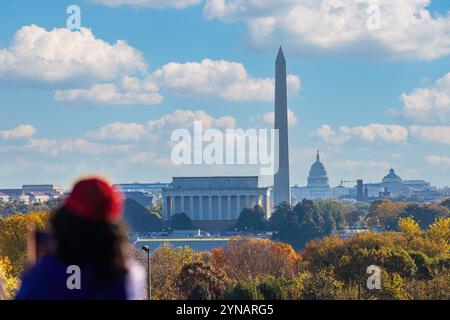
(16, 177, 145, 300)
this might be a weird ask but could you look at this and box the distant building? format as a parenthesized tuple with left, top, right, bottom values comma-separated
(0, 192, 9, 202)
(381, 169, 407, 195)
(28, 192, 50, 203)
(402, 180, 431, 193)
(346, 169, 433, 201)
(115, 182, 169, 207)
(0, 189, 28, 203)
(0, 184, 63, 203)
(332, 185, 351, 199)
(162, 176, 271, 231)
(291, 151, 334, 202)
(22, 185, 64, 197)
(363, 183, 385, 199)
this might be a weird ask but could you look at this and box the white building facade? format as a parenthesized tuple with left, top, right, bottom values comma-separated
(162, 177, 271, 228)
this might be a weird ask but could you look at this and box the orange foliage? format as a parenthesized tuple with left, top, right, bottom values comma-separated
(211, 237, 299, 281)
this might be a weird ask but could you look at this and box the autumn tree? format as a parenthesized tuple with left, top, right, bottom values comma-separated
(0, 256, 19, 299)
(0, 212, 48, 277)
(148, 244, 203, 300)
(366, 200, 402, 229)
(211, 238, 299, 281)
(175, 261, 229, 300)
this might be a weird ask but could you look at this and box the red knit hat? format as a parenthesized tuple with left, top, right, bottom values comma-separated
(64, 177, 124, 222)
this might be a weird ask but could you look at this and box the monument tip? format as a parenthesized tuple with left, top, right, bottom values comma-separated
(276, 46, 285, 62)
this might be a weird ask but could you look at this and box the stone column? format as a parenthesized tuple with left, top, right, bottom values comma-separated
(218, 196, 223, 220)
(163, 196, 168, 220)
(181, 196, 185, 214)
(262, 192, 268, 219)
(228, 196, 232, 220)
(236, 195, 241, 219)
(199, 195, 204, 221)
(208, 195, 212, 220)
(190, 196, 194, 220)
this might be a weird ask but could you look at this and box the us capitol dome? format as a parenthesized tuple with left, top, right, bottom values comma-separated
(307, 151, 330, 188)
(291, 150, 334, 201)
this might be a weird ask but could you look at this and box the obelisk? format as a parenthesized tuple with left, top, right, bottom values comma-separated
(273, 46, 291, 206)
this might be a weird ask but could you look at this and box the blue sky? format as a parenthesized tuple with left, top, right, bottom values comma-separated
(0, 0, 449, 189)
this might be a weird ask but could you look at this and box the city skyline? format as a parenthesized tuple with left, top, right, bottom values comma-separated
(1, 1, 450, 189)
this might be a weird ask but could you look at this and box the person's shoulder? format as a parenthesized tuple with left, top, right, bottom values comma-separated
(16, 254, 68, 300)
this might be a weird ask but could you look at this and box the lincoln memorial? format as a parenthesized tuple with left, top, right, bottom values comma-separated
(162, 176, 271, 230)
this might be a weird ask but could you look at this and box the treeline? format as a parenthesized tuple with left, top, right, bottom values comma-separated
(0, 198, 63, 216)
(234, 198, 450, 250)
(136, 216, 449, 300)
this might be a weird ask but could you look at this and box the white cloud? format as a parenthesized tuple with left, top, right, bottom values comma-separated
(87, 122, 151, 141)
(125, 152, 172, 166)
(0, 25, 146, 84)
(425, 155, 450, 167)
(146, 109, 236, 131)
(86, 109, 236, 142)
(262, 108, 298, 127)
(27, 138, 131, 156)
(150, 59, 301, 102)
(410, 125, 450, 145)
(400, 73, 450, 122)
(54, 58, 301, 105)
(312, 124, 409, 145)
(92, 0, 202, 9)
(55, 77, 163, 105)
(311, 124, 350, 146)
(0, 125, 36, 140)
(204, 0, 450, 60)
(340, 124, 409, 143)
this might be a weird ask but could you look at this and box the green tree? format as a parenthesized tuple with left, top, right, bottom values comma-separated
(235, 206, 266, 231)
(171, 213, 193, 230)
(273, 199, 339, 250)
(222, 280, 262, 300)
(256, 277, 286, 300)
(124, 199, 162, 232)
(269, 202, 292, 230)
(440, 198, 450, 210)
(399, 204, 449, 230)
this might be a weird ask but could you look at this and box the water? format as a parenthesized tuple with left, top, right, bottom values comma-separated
(133, 239, 229, 252)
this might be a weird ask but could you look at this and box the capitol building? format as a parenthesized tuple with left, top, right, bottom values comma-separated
(291, 151, 336, 202)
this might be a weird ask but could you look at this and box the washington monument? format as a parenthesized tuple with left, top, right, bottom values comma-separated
(273, 47, 291, 206)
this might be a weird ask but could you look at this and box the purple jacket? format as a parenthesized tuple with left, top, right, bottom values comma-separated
(16, 254, 145, 300)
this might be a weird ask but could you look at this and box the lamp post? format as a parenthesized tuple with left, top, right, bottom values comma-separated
(141, 245, 151, 300)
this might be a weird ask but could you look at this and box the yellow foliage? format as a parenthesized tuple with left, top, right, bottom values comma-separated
(149, 244, 203, 300)
(0, 212, 49, 277)
(427, 217, 450, 243)
(0, 256, 19, 300)
(398, 217, 421, 236)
